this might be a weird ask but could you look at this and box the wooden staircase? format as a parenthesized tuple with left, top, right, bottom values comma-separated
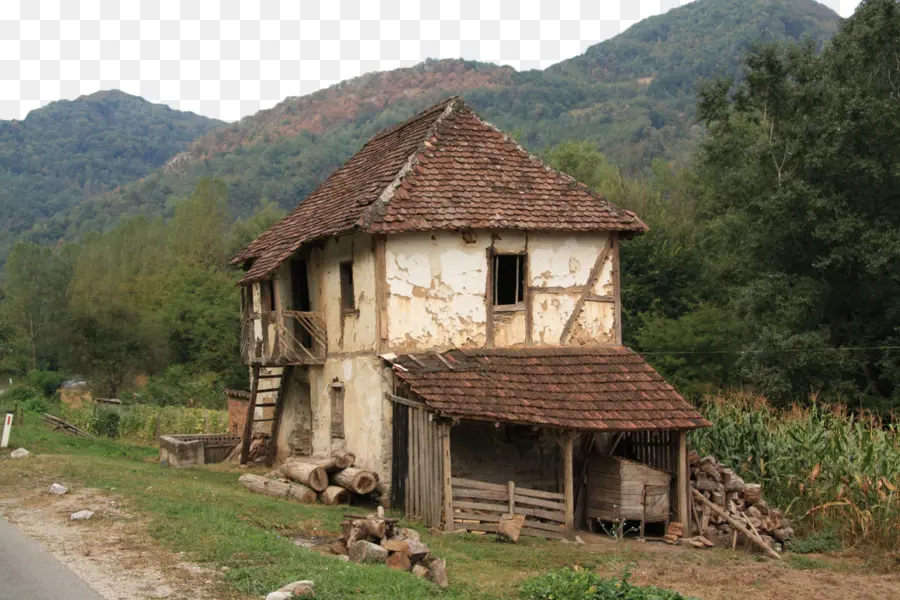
(240, 365, 292, 467)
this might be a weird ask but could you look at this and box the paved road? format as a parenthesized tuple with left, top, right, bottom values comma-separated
(0, 516, 104, 600)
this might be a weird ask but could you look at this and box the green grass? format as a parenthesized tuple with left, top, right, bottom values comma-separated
(0, 411, 618, 599)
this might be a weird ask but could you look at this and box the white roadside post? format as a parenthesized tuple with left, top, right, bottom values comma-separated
(1, 412, 12, 448)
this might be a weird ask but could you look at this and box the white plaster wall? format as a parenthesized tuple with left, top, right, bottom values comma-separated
(309, 356, 392, 478)
(319, 233, 378, 353)
(385, 232, 488, 352)
(385, 230, 618, 352)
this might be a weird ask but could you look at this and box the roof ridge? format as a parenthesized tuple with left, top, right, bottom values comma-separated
(355, 96, 463, 230)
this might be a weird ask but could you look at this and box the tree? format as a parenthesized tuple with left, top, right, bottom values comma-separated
(695, 0, 900, 407)
(1, 242, 72, 370)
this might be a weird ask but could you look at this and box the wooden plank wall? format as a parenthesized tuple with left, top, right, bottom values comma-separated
(616, 430, 677, 474)
(404, 406, 444, 528)
(451, 477, 568, 539)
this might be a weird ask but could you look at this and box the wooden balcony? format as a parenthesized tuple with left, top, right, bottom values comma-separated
(241, 310, 327, 366)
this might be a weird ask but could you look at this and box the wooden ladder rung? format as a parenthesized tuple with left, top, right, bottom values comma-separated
(254, 403, 277, 408)
(254, 418, 275, 423)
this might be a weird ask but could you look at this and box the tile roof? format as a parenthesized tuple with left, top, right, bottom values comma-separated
(232, 97, 647, 283)
(389, 346, 710, 432)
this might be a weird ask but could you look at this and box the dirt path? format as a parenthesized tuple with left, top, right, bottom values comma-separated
(579, 533, 900, 600)
(0, 485, 231, 600)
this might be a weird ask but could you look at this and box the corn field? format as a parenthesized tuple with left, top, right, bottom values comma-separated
(62, 401, 229, 443)
(691, 391, 900, 553)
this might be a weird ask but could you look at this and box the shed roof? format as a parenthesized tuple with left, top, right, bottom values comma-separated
(390, 346, 710, 432)
(232, 96, 647, 283)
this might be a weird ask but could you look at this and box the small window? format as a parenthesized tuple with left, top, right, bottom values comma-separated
(330, 383, 345, 439)
(493, 254, 526, 306)
(261, 280, 276, 311)
(339, 261, 355, 312)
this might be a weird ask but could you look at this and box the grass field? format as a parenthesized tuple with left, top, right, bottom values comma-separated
(2, 408, 897, 600)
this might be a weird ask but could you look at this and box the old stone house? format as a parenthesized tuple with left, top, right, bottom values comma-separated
(231, 97, 709, 537)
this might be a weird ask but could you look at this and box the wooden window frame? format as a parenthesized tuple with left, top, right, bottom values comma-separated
(492, 253, 527, 311)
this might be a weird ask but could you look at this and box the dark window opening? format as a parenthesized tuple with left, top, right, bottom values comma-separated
(340, 261, 355, 312)
(262, 280, 276, 311)
(494, 254, 526, 306)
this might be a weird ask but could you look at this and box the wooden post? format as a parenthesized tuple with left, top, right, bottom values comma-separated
(564, 431, 575, 538)
(677, 430, 689, 537)
(507, 480, 515, 515)
(154, 413, 160, 441)
(441, 422, 454, 531)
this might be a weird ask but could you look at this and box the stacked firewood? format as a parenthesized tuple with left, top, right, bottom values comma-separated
(689, 452, 794, 556)
(238, 451, 381, 505)
(331, 509, 448, 588)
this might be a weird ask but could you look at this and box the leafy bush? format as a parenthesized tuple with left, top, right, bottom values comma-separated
(25, 370, 67, 398)
(2, 384, 49, 413)
(787, 528, 841, 554)
(520, 567, 693, 600)
(94, 406, 121, 438)
(141, 365, 226, 409)
(691, 391, 900, 552)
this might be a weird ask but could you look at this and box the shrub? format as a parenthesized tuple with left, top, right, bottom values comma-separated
(520, 567, 693, 600)
(140, 365, 225, 409)
(2, 384, 49, 413)
(61, 400, 228, 442)
(25, 370, 67, 398)
(94, 406, 121, 438)
(787, 528, 841, 554)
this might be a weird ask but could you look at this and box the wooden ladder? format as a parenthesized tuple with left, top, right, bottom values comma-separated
(240, 364, 291, 467)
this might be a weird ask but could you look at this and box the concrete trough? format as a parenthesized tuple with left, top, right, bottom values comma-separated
(159, 434, 241, 467)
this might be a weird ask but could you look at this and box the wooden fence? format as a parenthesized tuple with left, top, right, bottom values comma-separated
(404, 405, 446, 528)
(450, 477, 568, 539)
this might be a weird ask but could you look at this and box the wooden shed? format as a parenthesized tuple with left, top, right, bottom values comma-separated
(587, 455, 671, 529)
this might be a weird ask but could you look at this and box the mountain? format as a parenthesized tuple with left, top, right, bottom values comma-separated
(23, 0, 842, 248)
(0, 90, 223, 253)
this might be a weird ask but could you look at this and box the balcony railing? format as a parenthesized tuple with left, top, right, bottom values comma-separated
(241, 310, 327, 366)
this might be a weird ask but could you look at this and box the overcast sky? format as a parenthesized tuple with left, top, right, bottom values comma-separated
(0, 0, 862, 122)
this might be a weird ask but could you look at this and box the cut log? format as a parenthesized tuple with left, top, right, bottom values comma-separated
(412, 564, 429, 579)
(347, 516, 387, 545)
(386, 552, 411, 571)
(692, 489, 781, 561)
(497, 514, 526, 543)
(280, 458, 328, 492)
(238, 474, 316, 503)
(332, 468, 378, 495)
(331, 451, 355, 469)
(406, 539, 430, 563)
(348, 540, 388, 564)
(382, 538, 410, 554)
(320, 486, 349, 506)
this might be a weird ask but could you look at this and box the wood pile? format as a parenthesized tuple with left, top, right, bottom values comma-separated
(332, 509, 448, 588)
(238, 451, 381, 506)
(689, 453, 794, 556)
(42, 413, 97, 440)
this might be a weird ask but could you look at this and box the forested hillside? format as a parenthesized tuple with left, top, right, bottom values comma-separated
(21, 0, 841, 248)
(0, 90, 223, 257)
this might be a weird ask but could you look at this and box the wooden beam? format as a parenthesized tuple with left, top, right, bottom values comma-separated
(240, 364, 261, 464)
(613, 233, 623, 344)
(563, 431, 575, 537)
(385, 393, 429, 410)
(559, 238, 613, 345)
(485, 247, 495, 348)
(677, 430, 689, 536)
(434, 352, 455, 370)
(373, 235, 387, 352)
(524, 247, 533, 346)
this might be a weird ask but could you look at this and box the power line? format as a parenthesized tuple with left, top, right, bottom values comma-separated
(637, 345, 900, 356)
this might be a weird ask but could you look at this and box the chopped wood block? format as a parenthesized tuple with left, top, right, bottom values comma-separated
(348, 540, 388, 564)
(497, 514, 526, 543)
(667, 522, 684, 536)
(386, 551, 412, 571)
(382, 538, 410, 555)
(406, 539, 430, 563)
(744, 483, 762, 503)
(687, 450, 701, 465)
(397, 527, 421, 542)
(687, 538, 707, 549)
(412, 564, 429, 579)
(697, 536, 715, 547)
(663, 534, 679, 545)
